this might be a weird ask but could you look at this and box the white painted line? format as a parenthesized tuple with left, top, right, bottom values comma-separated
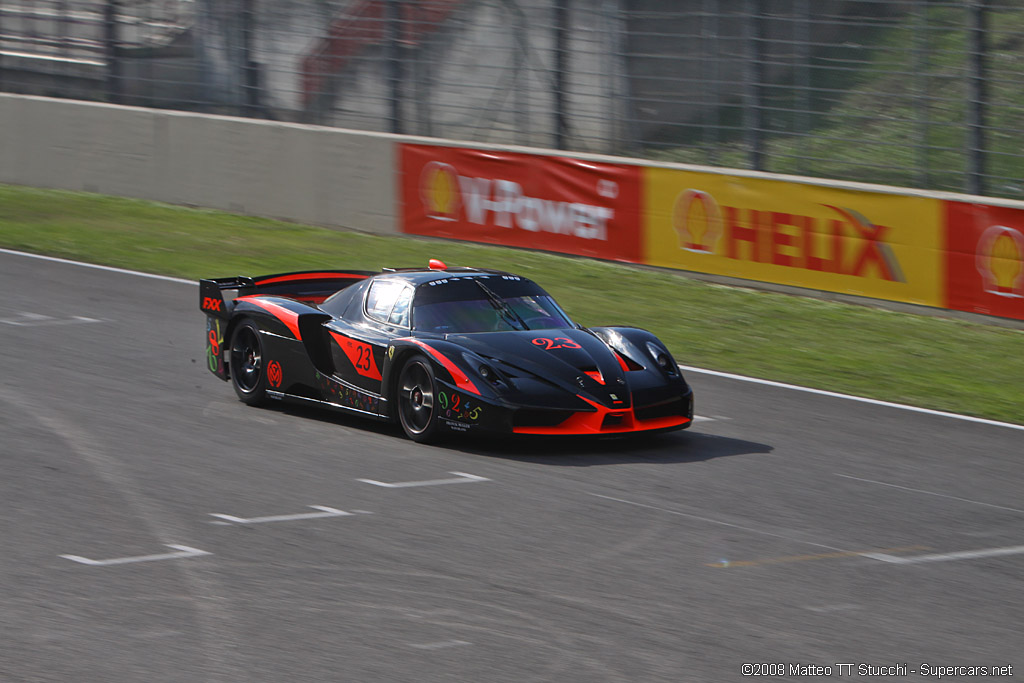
(868, 545, 1024, 565)
(590, 493, 847, 552)
(202, 402, 278, 425)
(680, 364, 1024, 431)
(836, 474, 1024, 515)
(357, 472, 490, 488)
(209, 505, 354, 525)
(0, 247, 196, 285)
(409, 640, 472, 650)
(61, 544, 210, 566)
(804, 604, 861, 613)
(3, 247, 1020, 432)
(0, 313, 103, 327)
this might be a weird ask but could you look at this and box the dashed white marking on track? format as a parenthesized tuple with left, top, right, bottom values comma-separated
(0, 312, 103, 326)
(590, 493, 847, 552)
(209, 506, 355, 525)
(836, 474, 1024, 515)
(357, 472, 490, 488)
(61, 544, 211, 566)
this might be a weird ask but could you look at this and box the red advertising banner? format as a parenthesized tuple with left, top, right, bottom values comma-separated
(945, 201, 1024, 321)
(401, 145, 643, 262)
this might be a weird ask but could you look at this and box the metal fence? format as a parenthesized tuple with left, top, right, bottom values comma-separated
(2, 0, 1023, 199)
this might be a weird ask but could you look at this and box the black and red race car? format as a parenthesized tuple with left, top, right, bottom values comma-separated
(200, 261, 693, 442)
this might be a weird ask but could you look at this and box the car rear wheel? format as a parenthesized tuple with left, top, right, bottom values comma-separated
(230, 320, 268, 406)
(397, 354, 440, 443)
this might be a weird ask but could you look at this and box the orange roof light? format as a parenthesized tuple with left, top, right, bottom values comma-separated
(428, 259, 448, 270)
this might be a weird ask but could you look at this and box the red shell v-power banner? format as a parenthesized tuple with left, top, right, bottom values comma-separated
(401, 144, 643, 262)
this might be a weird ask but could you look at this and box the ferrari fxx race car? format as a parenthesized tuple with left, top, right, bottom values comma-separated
(200, 261, 693, 442)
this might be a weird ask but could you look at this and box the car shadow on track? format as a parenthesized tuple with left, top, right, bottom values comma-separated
(263, 403, 772, 465)
(451, 431, 774, 466)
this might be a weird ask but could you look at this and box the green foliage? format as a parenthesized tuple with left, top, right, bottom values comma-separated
(649, 5, 1024, 199)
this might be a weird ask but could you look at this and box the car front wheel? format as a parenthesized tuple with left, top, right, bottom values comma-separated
(397, 354, 440, 443)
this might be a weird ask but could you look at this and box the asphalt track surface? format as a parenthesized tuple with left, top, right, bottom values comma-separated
(2, 250, 1022, 683)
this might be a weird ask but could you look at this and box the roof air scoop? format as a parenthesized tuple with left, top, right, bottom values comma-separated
(429, 259, 448, 271)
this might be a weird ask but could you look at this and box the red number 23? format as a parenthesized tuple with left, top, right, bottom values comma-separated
(531, 337, 582, 350)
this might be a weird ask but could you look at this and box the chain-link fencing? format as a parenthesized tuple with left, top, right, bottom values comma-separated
(2, 0, 1022, 199)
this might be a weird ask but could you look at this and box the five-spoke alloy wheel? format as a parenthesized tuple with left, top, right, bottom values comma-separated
(397, 354, 439, 443)
(230, 320, 268, 405)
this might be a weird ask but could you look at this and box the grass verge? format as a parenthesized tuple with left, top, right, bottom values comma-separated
(2, 183, 1021, 425)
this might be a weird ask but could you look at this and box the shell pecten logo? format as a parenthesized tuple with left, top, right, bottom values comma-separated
(420, 161, 461, 221)
(672, 189, 722, 253)
(976, 225, 1024, 297)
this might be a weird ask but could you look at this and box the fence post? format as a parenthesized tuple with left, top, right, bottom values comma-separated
(104, 0, 122, 103)
(240, 0, 260, 116)
(795, 0, 811, 174)
(554, 0, 570, 149)
(744, 0, 765, 171)
(701, 0, 721, 163)
(386, 0, 404, 135)
(0, 1, 5, 92)
(609, 0, 634, 154)
(966, 0, 988, 196)
(913, 0, 931, 189)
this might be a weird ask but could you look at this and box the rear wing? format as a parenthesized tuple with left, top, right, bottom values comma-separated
(199, 270, 376, 318)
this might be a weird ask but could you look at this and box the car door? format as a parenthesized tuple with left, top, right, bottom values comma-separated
(326, 279, 413, 396)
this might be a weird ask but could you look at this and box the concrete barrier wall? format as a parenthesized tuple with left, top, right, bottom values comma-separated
(0, 94, 397, 235)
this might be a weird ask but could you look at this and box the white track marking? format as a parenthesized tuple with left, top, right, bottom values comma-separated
(61, 544, 211, 566)
(678, 364, 1024, 431)
(202, 402, 278, 425)
(2, 345, 246, 676)
(590, 494, 848, 552)
(409, 640, 472, 650)
(866, 545, 1024, 565)
(209, 506, 354, 524)
(0, 313, 102, 326)
(835, 474, 1024, 515)
(357, 472, 490, 488)
(0, 247, 196, 284)
(3, 247, 1021, 432)
(804, 604, 861, 613)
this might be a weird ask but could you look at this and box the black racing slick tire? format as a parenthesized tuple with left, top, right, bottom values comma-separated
(230, 320, 268, 406)
(397, 354, 440, 443)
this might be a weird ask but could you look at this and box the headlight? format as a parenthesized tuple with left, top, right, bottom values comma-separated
(646, 342, 677, 375)
(476, 362, 503, 386)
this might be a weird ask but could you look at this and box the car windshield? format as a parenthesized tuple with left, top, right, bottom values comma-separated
(412, 276, 573, 334)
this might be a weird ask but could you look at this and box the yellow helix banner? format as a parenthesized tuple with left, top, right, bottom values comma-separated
(643, 168, 945, 307)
